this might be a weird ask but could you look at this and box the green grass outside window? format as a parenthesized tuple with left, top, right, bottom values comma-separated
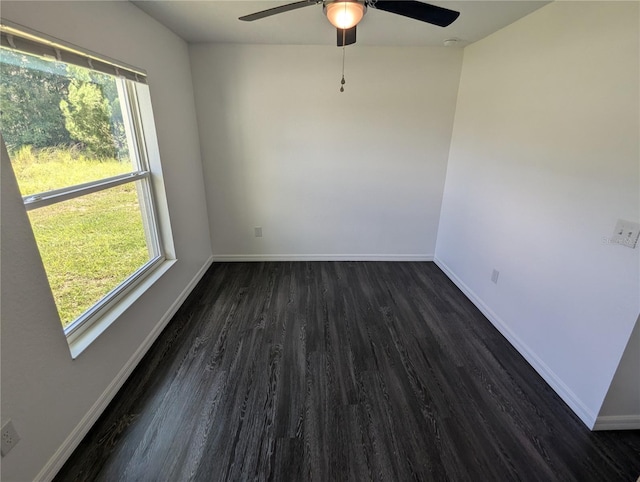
(12, 146, 149, 327)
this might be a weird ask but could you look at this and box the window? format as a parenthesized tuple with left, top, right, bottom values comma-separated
(1, 24, 172, 352)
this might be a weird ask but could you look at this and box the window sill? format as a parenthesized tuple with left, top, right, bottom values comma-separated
(67, 258, 177, 359)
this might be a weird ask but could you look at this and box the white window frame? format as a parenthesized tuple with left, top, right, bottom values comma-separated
(1, 22, 176, 357)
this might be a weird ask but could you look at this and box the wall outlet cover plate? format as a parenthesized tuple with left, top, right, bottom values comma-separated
(1, 420, 20, 456)
(612, 219, 640, 249)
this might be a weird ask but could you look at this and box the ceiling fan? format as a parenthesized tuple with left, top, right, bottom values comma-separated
(239, 0, 460, 47)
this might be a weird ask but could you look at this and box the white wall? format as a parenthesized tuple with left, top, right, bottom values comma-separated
(597, 316, 640, 429)
(190, 44, 463, 260)
(0, 2, 212, 480)
(435, 1, 639, 428)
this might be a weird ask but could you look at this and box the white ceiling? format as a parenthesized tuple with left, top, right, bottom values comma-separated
(132, 0, 550, 47)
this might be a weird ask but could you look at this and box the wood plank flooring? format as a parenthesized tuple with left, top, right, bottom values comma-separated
(55, 262, 640, 481)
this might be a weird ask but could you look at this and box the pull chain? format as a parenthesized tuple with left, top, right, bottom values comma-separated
(340, 29, 346, 93)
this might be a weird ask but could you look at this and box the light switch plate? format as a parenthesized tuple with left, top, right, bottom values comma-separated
(612, 219, 640, 249)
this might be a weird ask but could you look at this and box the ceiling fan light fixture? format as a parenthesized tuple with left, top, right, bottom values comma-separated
(324, 1, 366, 30)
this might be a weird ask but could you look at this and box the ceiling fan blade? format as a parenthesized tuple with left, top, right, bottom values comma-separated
(239, 1, 317, 21)
(337, 26, 357, 47)
(373, 1, 459, 27)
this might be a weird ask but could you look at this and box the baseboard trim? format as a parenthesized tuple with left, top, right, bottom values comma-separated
(211, 254, 434, 262)
(36, 255, 215, 482)
(593, 415, 640, 431)
(433, 256, 598, 430)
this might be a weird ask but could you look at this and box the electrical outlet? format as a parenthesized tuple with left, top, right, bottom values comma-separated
(1, 420, 20, 456)
(254, 227, 262, 238)
(491, 269, 500, 284)
(612, 219, 640, 249)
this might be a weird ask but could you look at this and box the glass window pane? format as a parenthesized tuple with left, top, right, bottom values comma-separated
(1, 48, 137, 195)
(27, 182, 153, 327)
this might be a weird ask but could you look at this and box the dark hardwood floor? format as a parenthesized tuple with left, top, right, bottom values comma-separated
(55, 262, 640, 481)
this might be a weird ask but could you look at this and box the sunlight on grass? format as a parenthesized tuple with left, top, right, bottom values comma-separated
(13, 147, 149, 327)
(11, 145, 133, 196)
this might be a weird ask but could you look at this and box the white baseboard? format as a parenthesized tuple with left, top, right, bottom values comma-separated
(36, 255, 214, 482)
(211, 254, 434, 262)
(433, 257, 598, 430)
(593, 415, 640, 431)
